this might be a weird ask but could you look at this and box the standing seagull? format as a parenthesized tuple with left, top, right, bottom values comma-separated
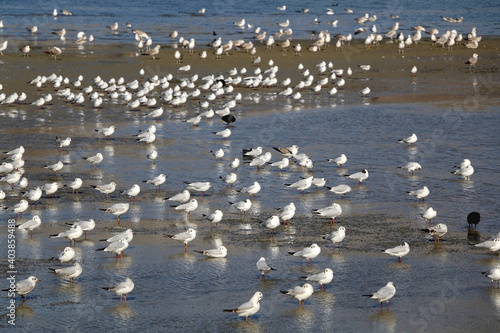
(256, 257, 275, 279)
(466, 53, 478, 72)
(383, 242, 410, 262)
(165, 228, 197, 252)
(322, 226, 346, 247)
(2, 276, 40, 302)
(288, 243, 321, 264)
(344, 169, 369, 184)
(99, 202, 130, 223)
(102, 277, 135, 303)
(44, 47, 62, 60)
(280, 283, 314, 307)
(407, 186, 429, 202)
(49, 262, 82, 283)
(143, 174, 167, 191)
(17, 215, 42, 238)
(171, 198, 198, 219)
(302, 268, 334, 291)
(363, 282, 396, 310)
(223, 291, 263, 321)
(49, 225, 83, 246)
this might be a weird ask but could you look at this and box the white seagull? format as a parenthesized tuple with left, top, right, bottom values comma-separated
(171, 198, 198, 218)
(194, 245, 227, 258)
(280, 283, 314, 307)
(344, 169, 369, 184)
(17, 215, 42, 238)
(166, 228, 197, 252)
(224, 291, 262, 321)
(407, 186, 429, 202)
(99, 203, 130, 223)
(383, 242, 410, 262)
(398, 133, 417, 145)
(256, 257, 275, 279)
(102, 277, 135, 303)
(363, 282, 396, 310)
(50, 225, 83, 246)
(302, 268, 334, 290)
(314, 203, 342, 224)
(49, 262, 82, 283)
(323, 226, 347, 247)
(288, 243, 321, 264)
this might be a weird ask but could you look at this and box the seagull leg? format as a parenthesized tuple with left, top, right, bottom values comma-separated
(30, 230, 33, 239)
(185, 243, 188, 252)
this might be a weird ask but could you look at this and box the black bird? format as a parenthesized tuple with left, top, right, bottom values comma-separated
(467, 212, 480, 229)
(221, 114, 236, 125)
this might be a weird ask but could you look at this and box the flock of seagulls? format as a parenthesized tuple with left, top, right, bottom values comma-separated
(0, 5, 496, 326)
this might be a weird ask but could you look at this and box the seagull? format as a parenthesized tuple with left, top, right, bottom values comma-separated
(45, 161, 64, 175)
(422, 207, 437, 224)
(96, 239, 129, 259)
(22, 186, 43, 205)
(143, 45, 160, 60)
(270, 158, 290, 172)
(302, 268, 334, 290)
(102, 278, 135, 303)
(397, 162, 422, 175)
(238, 181, 261, 198)
(314, 203, 342, 224)
(213, 128, 231, 140)
(326, 185, 352, 199)
(95, 126, 116, 139)
(49, 262, 82, 283)
(229, 199, 252, 216)
(482, 266, 500, 287)
(256, 257, 275, 279)
(273, 145, 299, 156)
(249, 152, 272, 170)
(344, 169, 369, 184)
(220, 172, 237, 187)
(165, 190, 190, 204)
(407, 186, 429, 202)
(466, 53, 478, 72)
(363, 282, 396, 310)
(20, 45, 30, 57)
(288, 243, 321, 264)
(203, 210, 223, 231)
(107, 22, 119, 31)
(322, 226, 346, 247)
(83, 152, 103, 168)
(475, 239, 500, 256)
(17, 215, 41, 238)
(2, 276, 40, 302)
(117, 183, 139, 202)
(383, 242, 410, 262)
(261, 215, 280, 233)
(1, 171, 22, 190)
(285, 176, 314, 195)
(423, 223, 448, 243)
(49, 225, 83, 246)
(66, 178, 83, 194)
(166, 228, 197, 252)
(66, 219, 95, 239)
(101, 229, 134, 243)
(44, 47, 62, 60)
(183, 181, 212, 196)
(278, 202, 296, 226)
(6, 199, 29, 217)
(194, 245, 227, 258)
(211, 149, 225, 160)
(398, 133, 418, 145)
(143, 174, 167, 191)
(171, 198, 198, 218)
(244, 146, 263, 157)
(327, 154, 347, 168)
(55, 136, 71, 152)
(99, 203, 130, 223)
(280, 283, 314, 307)
(223, 291, 262, 321)
(51, 246, 76, 266)
(451, 165, 474, 180)
(42, 182, 60, 199)
(0, 40, 7, 55)
(91, 182, 118, 200)
(411, 66, 418, 76)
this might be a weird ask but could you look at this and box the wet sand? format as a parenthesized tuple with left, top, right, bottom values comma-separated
(1, 37, 499, 108)
(1, 37, 500, 331)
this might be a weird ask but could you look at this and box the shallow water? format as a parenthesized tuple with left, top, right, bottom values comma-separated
(1, 89, 500, 331)
(0, 0, 499, 47)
